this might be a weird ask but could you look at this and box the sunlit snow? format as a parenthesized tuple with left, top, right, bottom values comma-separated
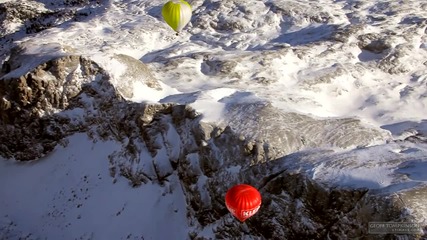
(1, 0, 426, 238)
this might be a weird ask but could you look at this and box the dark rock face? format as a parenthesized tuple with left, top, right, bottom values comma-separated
(0, 1, 426, 238)
(0, 44, 162, 161)
(183, 153, 427, 239)
(358, 33, 391, 53)
(0, 52, 105, 160)
(1, 45, 425, 239)
(201, 58, 239, 77)
(0, 1, 52, 37)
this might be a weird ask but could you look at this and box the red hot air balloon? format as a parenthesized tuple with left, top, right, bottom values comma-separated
(225, 184, 262, 222)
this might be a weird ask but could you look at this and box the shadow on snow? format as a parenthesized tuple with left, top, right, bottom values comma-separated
(271, 24, 339, 46)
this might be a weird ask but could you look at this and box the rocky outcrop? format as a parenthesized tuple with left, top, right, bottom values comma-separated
(0, 0, 103, 66)
(172, 145, 427, 239)
(1, 0, 427, 237)
(358, 33, 391, 54)
(223, 101, 388, 163)
(0, 44, 162, 160)
(1, 42, 425, 239)
(0, 0, 101, 37)
(0, 52, 105, 160)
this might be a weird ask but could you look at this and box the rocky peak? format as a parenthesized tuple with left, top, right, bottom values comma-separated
(1, 42, 426, 239)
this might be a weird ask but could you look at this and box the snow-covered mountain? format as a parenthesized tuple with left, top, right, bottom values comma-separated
(0, 0, 426, 239)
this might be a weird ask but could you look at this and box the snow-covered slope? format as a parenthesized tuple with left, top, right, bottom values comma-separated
(1, 0, 426, 239)
(0, 134, 188, 240)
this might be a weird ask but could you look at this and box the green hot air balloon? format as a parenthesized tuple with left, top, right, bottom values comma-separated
(162, 0, 192, 34)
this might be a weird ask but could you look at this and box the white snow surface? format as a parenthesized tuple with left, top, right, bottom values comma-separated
(0, 134, 189, 240)
(1, 0, 427, 238)
(5, 0, 425, 126)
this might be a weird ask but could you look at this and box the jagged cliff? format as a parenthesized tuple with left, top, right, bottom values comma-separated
(1, 43, 425, 239)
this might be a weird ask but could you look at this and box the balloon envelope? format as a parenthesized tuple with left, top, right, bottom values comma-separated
(161, 0, 192, 33)
(225, 184, 262, 222)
